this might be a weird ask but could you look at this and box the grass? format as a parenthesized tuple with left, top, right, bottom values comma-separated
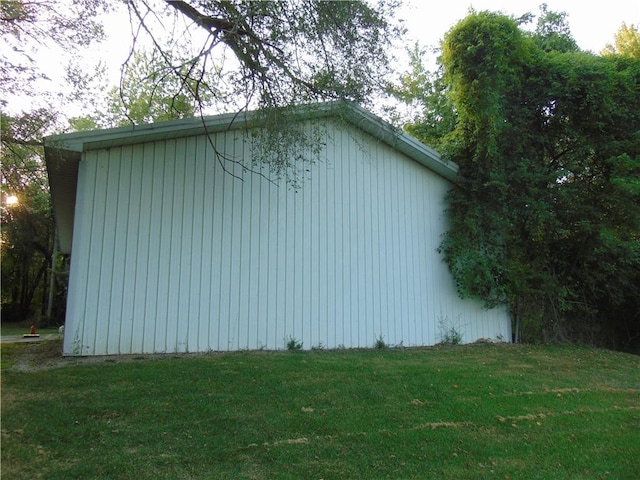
(1, 341, 639, 479)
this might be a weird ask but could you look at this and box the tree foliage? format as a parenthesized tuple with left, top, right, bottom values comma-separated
(0, 0, 108, 103)
(1, 1, 108, 324)
(1, 111, 57, 322)
(75, 1, 405, 179)
(127, 0, 403, 112)
(69, 50, 209, 131)
(397, 10, 640, 351)
(602, 22, 640, 58)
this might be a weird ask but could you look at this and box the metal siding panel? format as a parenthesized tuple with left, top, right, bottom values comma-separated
(174, 137, 196, 352)
(131, 142, 153, 353)
(217, 134, 234, 350)
(328, 129, 342, 347)
(70, 116, 511, 355)
(316, 147, 329, 347)
(196, 136, 209, 351)
(151, 141, 172, 353)
(92, 150, 115, 355)
(167, 138, 184, 352)
(253, 160, 269, 348)
(338, 127, 351, 346)
(266, 167, 281, 349)
(353, 131, 363, 345)
(407, 165, 423, 345)
(144, 141, 165, 353)
(63, 152, 96, 355)
(211, 133, 226, 351)
(200, 136, 216, 350)
(183, 136, 202, 353)
(245, 166, 260, 350)
(228, 136, 244, 350)
(370, 141, 383, 342)
(111, 146, 136, 353)
(238, 141, 251, 350)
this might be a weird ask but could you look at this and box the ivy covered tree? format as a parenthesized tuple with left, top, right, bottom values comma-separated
(396, 10, 640, 351)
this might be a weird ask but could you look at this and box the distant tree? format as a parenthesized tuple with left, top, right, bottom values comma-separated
(602, 22, 640, 58)
(388, 43, 456, 154)
(69, 50, 210, 130)
(531, 3, 579, 52)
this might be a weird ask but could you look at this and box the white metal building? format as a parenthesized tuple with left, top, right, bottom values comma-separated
(45, 102, 510, 356)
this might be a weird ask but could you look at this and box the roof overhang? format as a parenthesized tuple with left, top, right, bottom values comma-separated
(44, 101, 458, 254)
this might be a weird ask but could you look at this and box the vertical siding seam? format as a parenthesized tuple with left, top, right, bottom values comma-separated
(215, 135, 223, 350)
(136, 142, 153, 352)
(193, 136, 205, 351)
(114, 146, 129, 354)
(98, 149, 120, 354)
(90, 153, 103, 354)
(203, 136, 214, 350)
(77, 154, 96, 354)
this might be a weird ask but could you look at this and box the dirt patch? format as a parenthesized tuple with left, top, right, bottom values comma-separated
(6, 340, 66, 372)
(3, 339, 231, 372)
(411, 421, 474, 430)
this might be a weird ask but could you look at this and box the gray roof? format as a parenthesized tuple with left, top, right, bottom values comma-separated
(45, 101, 458, 254)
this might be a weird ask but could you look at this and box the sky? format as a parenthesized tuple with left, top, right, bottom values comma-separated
(7, 0, 640, 117)
(91, 0, 640, 100)
(95, 0, 639, 72)
(397, 0, 639, 54)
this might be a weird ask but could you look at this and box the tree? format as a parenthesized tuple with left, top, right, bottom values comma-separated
(531, 3, 579, 53)
(388, 43, 456, 154)
(69, 50, 210, 131)
(602, 22, 640, 58)
(397, 8, 640, 351)
(1, 1, 108, 325)
(117, 1, 405, 180)
(1, 111, 57, 322)
(77, 1, 406, 180)
(1, 0, 109, 108)
(126, 0, 404, 112)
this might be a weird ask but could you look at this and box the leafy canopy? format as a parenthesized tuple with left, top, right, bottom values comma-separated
(125, 0, 404, 113)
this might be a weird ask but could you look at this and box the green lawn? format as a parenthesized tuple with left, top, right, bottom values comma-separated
(1, 341, 638, 479)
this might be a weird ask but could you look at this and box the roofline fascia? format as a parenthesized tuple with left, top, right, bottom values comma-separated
(44, 101, 458, 182)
